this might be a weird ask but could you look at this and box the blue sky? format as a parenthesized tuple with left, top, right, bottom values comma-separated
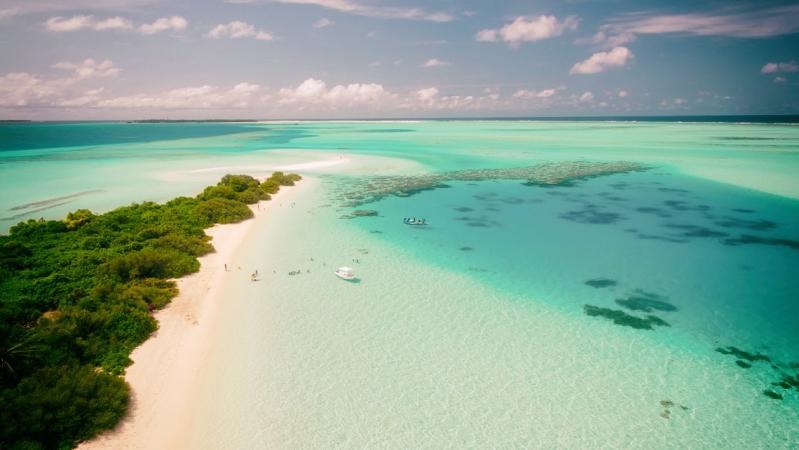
(0, 0, 797, 119)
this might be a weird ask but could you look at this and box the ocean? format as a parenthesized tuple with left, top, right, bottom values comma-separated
(2, 119, 798, 447)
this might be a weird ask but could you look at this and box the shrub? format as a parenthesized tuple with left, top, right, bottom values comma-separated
(0, 365, 129, 449)
(0, 172, 300, 447)
(192, 197, 253, 225)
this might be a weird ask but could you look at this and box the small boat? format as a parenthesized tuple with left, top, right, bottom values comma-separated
(403, 217, 427, 226)
(334, 266, 356, 280)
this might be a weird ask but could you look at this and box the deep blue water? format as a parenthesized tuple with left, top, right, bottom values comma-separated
(0, 122, 265, 151)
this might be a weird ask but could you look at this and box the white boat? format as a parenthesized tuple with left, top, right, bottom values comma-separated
(403, 218, 427, 226)
(334, 266, 356, 280)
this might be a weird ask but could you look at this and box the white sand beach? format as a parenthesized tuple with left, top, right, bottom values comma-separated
(79, 176, 312, 450)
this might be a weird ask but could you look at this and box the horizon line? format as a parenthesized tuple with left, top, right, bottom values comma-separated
(3, 114, 799, 124)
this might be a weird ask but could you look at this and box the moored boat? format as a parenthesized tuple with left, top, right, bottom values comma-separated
(335, 266, 357, 280)
(403, 217, 427, 225)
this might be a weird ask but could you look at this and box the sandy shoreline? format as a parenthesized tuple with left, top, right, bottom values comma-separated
(80, 177, 310, 450)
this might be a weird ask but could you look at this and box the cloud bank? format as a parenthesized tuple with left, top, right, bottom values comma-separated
(476, 15, 579, 46)
(263, 0, 452, 22)
(44, 15, 187, 34)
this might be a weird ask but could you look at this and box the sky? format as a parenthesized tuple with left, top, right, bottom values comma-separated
(0, 0, 798, 119)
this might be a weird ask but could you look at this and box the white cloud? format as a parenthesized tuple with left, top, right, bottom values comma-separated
(280, 78, 326, 101)
(581, 5, 799, 55)
(278, 78, 395, 106)
(0, 58, 120, 107)
(579, 25, 636, 48)
(476, 15, 579, 46)
(368, 60, 381, 67)
(570, 46, 633, 75)
(579, 91, 594, 103)
(208, 21, 274, 40)
(774, 76, 787, 83)
(45, 15, 185, 34)
(57, 88, 105, 107)
(422, 58, 450, 68)
(326, 83, 390, 104)
(475, 29, 498, 42)
(0, 8, 20, 19)
(2, 0, 158, 16)
(416, 87, 439, 102)
(406, 87, 507, 111)
(139, 16, 187, 35)
(268, 0, 452, 22)
(52, 58, 120, 79)
(94, 16, 134, 30)
(512, 87, 559, 100)
(761, 61, 798, 74)
(602, 5, 799, 39)
(618, 89, 629, 98)
(313, 17, 332, 28)
(0, 72, 57, 107)
(659, 97, 689, 109)
(45, 15, 95, 32)
(98, 82, 261, 109)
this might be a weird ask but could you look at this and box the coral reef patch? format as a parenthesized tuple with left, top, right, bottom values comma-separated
(615, 290, 677, 313)
(331, 161, 648, 207)
(583, 305, 670, 330)
(584, 278, 617, 288)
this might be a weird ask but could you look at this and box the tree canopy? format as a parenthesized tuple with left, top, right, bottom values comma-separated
(0, 172, 300, 449)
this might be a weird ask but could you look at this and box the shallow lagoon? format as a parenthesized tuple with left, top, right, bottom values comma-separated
(2, 120, 798, 446)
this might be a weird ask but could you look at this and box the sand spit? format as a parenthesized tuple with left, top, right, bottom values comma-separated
(79, 178, 311, 449)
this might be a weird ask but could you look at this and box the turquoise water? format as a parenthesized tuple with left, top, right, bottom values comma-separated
(3, 121, 799, 446)
(347, 171, 799, 357)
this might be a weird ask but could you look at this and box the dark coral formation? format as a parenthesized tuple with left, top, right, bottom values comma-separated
(645, 315, 670, 327)
(723, 234, 799, 251)
(635, 206, 672, 218)
(635, 233, 687, 243)
(763, 389, 783, 400)
(339, 209, 379, 219)
(663, 223, 728, 238)
(772, 372, 799, 391)
(331, 161, 648, 207)
(615, 290, 677, 313)
(658, 187, 690, 194)
(560, 207, 625, 225)
(584, 278, 617, 288)
(714, 345, 799, 401)
(714, 217, 777, 231)
(609, 182, 628, 190)
(663, 200, 710, 212)
(454, 215, 501, 228)
(715, 346, 771, 363)
(583, 305, 670, 330)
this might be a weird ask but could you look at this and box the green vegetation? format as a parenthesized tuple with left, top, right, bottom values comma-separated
(0, 172, 300, 449)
